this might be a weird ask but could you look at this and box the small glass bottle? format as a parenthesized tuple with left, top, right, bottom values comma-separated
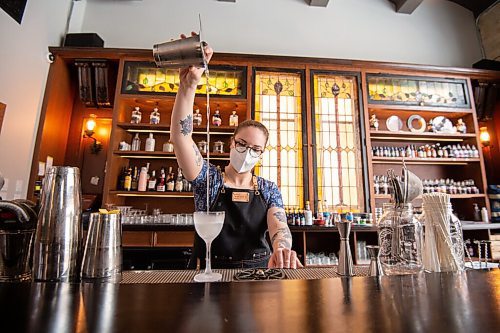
(163, 140, 174, 153)
(131, 106, 142, 124)
(193, 108, 202, 126)
(150, 107, 160, 125)
(131, 133, 141, 151)
(229, 110, 239, 127)
(378, 203, 423, 275)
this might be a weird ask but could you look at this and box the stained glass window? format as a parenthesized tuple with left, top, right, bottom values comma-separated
(313, 73, 364, 212)
(367, 75, 470, 108)
(122, 62, 245, 97)
(254, 71, 305, 209)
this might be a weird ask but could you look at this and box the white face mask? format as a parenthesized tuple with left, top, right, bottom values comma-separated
(230, 148, 260, 174)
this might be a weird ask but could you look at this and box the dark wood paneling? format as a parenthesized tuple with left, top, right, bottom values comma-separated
(0, 102, 5, 135)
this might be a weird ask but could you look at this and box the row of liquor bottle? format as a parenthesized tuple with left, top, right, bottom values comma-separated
(374, 175, 480, 195)
(118, 133, 226, 154)
(284, 201, 373, 226)
(117, 164, 192, 192)
(130, 106, 239, 127)
(371, 144, 479, 159)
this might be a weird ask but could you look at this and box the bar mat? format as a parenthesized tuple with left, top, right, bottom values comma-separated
(120, 266, 370, 284)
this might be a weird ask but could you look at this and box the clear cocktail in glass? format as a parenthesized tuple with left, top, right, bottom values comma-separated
(193, 211, 225, 282)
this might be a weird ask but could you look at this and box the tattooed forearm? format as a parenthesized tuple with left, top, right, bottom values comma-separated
(179, 114, 193, 136)
(273, 211, 287, 224)
(193, 142, 203, 166)
(271, 227, 292, 249)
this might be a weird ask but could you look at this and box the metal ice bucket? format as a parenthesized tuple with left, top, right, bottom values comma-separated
(81, 212, 122, 282)
(153, 33, 207, 69)
(33, 166, 82, 282)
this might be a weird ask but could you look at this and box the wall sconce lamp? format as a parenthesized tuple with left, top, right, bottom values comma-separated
(83, 114, 103, 154)
(479, 127, 491, 147)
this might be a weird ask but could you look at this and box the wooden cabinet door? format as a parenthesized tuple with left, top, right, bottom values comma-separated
(154, 231, 194, 247)
(122, 231, 153, 247)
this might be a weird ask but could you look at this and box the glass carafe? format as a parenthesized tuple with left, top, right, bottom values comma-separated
(378, 203, 423, 275)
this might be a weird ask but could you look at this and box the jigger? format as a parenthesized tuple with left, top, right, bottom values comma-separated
(153, 33, 207, 69)
(337, 220, 354, 276)
(366, 245, 384, 277)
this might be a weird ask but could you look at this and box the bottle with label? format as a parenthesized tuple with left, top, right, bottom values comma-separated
(193, 108, 203, 126)
(150, 107, 160, 124)
(304, 201, 313, 226)
(175, 168, 184, 192)
(212, 109, 222, 126)
(163, 140, 174, 153)
(148, 170, 157, 192)
(294, 208, 301, 226)
(323, 200, 331, 226)
(131, 106, 142, 124)
(166, 167, 175, 192)
(131, 167, 139, 191)
(131, 133, 141, 151)
(317, 200, 324, 220)
(124, 168, 132, 191)
(118, 166, 126, 190)
(138, 167, 148, 192)
(229, 110, 239, 127)
(481, 207, 489, 223)
(156, 168, 166, 192)
(145, 133, 155, 152)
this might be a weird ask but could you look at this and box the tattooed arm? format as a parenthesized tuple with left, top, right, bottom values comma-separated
(170, 34, 213, 181)
(267, 206, 303, 269)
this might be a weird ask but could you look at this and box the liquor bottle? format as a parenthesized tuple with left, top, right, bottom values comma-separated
(323, 200, 331, 226)
(124, 168, 132, 191)
(317, 200, 324, 220)
(175, 168, 184, 192)
(304, 201, 313, 226)
(286, 208, 293, 225)
(118, 166, 126, 190)
(212, 109, 222, 126)
(300, 210, 305, 226)
(131, 106, 142, 124)
(131, 133, 141, 151)
(294, 208, 301, 226)
(150, 107, 160, 124)
(145, 133, 155, 152)
(229, 110, 239, 127)
(131, 167, 139, 191)
(138, 167, 148, 192)
(193, 108, 203, 126)
(156, 168, 166, 192)
(166, 167, 175, 192)
(148, 170, 157, 191)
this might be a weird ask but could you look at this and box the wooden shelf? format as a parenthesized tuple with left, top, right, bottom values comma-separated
(369, 130, 477, 142)
(113, 150, 230, 160)
(371, 156, 480, 165)
(119, 94, 248, 104)
(367, 103, 473, 115)
(374, 194, 486, 199)
(116, 122, 236, 135)
(110, 191, 194, 198)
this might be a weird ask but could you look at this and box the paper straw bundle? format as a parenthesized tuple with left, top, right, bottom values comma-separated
(422, 193, 462, 272)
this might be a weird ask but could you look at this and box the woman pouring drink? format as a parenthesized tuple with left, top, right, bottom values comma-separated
(170, 35, 302, 269)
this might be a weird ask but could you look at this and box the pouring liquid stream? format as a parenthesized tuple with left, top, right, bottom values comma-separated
(205, 67, 210, 213)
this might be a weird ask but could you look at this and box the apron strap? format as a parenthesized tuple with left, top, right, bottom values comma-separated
(253, 175, 260, 195)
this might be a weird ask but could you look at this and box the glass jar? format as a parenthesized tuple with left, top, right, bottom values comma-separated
(377, 203, 423, 275)
(162, 140, 174, 153)
(131, 106, 142, 124)
(213, 141, 224, 153)
(197, 140, 207, 154)
(150, 107, 160, 124)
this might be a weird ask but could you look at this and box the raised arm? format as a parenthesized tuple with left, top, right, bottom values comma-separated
(170, 34, 213, 181)
(267, 206, 303, 269)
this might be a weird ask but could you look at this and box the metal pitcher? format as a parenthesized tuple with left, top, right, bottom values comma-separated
(81, 212, 122, 282)
(33, 166, 82, 282)
(153, 33, 207, 69)
(337, 220, 354, 276)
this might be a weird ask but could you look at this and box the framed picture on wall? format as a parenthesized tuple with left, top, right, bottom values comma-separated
(0, 102, 5, 135)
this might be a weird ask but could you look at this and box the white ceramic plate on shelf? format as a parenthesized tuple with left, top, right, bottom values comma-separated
(407, 114, 426, 133)
(386, 115, 403, 132)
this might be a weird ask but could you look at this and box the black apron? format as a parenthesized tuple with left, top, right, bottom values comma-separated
(188, 174, 271, 269)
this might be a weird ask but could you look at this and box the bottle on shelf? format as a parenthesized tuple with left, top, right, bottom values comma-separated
(131, 106, 142, 124)
(304, 201, 313, 226)
(323, 200, 331, 226)
(148, 170, 157, 192)
(150, 107, 160, 124)
(131, 166, 139, 191)
(163, 140, 174, 153)
(193, 108, 203, 126)
(118, 166, 127, 190)
(175, 168, 184, 192)
(166, 166, 175, 192)
(473, 203, 481, 221)
(145, 133, 156, 152)
(317, 200, 324, 220)
(212, 109, 222, 126)
(300, 210, 305, 226)
(156, 168, 166, 192)
(229, 110, 239, 127)
(124, 167, 132, 191)
(131, 133, 141, 151)
(138, 167, 148, 192)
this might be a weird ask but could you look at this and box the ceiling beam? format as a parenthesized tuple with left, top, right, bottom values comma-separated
(388, 0, 424, 14)
(305, 0, 330, 7)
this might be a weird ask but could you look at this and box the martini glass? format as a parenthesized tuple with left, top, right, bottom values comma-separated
(194, 211, 225, 282)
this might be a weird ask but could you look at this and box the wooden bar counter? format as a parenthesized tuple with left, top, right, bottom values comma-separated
(0, 269, 499, 333)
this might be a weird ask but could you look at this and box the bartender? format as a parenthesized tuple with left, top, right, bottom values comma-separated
(170, 34, 301, 269)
